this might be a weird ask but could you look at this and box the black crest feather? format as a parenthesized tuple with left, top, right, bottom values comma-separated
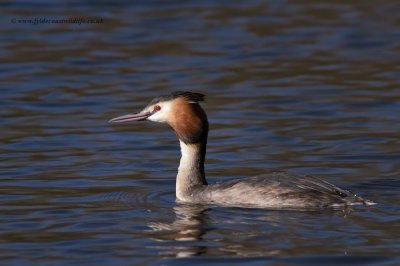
(150, 91, 205, 105)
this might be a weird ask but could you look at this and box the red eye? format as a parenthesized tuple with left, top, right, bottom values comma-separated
(154, 105, 161, 111)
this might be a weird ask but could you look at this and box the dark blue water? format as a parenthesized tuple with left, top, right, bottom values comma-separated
(1, 1, 399, 265)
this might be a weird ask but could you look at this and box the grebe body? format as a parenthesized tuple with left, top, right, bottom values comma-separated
(110, 91, 374, 209)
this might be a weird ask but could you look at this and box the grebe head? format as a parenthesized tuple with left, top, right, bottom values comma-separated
(109, 91, 208, 144)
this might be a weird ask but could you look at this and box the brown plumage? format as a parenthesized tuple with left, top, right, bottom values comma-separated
(168, 97, 209, 144)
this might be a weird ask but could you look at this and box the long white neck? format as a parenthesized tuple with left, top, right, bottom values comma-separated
(176, 140, 207, 201)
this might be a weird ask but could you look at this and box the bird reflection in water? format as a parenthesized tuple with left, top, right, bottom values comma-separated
(146, 203, 354, 258)
(147, 204, 211, 257)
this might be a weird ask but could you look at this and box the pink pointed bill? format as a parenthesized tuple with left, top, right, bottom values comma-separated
(109, 112, 152, 123)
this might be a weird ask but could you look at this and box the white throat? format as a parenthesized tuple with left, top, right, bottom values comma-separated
(179, 140, 199, 170)
(176, 140, 207, 201)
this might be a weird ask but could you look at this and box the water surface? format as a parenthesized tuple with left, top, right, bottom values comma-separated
(1, 1, 399, 265)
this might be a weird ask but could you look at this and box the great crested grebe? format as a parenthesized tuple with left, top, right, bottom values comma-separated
(110, 91, 374, 209)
